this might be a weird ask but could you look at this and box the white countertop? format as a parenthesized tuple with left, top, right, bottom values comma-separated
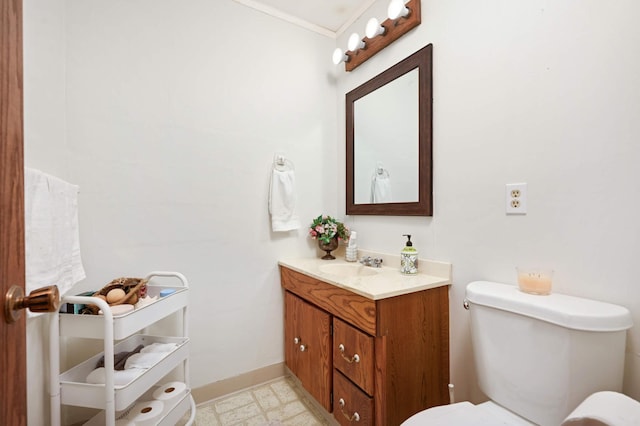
(279, 249, 452, 300)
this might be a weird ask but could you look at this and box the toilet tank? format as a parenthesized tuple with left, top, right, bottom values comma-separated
(466, 281, 632, 426)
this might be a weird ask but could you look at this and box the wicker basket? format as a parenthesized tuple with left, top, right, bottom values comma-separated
(82, 277, 148, 315)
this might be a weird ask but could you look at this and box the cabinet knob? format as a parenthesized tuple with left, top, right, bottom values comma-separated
(338, 398, 360, 422)
(299, 344, 306, 352)
(338, 343, 360, 363)
(294, 337, 300, 344)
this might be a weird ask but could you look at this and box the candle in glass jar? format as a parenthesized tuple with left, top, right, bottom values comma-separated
(517, 268, 553, 295)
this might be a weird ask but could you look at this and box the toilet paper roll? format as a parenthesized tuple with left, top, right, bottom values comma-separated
(115, 420, 135, 426)
(125, 400, 164, 425)
(152, 381, 187, 404)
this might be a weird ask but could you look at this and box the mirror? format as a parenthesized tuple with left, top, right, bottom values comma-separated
(346, 44, 432, 216)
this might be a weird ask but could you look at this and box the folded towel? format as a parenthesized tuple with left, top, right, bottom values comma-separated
(563, 391, 640, 425)
(124, 352, 166, 370)
(24, 168, 85, 316)
(95, 344, 144, 370)
(269, 169, 300, 232)
(85, 367, 145, 386)
(140, 342, 178, 354)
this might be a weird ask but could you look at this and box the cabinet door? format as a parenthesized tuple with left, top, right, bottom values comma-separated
(284, 291, 300, 375)
(284, 291, 332, 412)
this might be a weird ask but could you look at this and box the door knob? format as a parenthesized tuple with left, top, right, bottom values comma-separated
(4, 285, 60, 324)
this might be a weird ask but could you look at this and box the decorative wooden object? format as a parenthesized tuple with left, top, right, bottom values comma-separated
(345, 0, 421, 72)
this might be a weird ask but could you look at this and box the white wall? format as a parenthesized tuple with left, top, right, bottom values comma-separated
(24, 0, 337, 424)
(64, 0, 338, 386)
(336, 0, 640, 403)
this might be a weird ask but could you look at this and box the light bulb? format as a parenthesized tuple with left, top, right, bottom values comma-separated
(332, 47, 348, 65)
(387, 0, 410, 20)
(365, 18, 386, 39)
(347, 33, 365, 52)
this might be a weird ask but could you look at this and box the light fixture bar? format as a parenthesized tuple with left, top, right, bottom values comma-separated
(344, 0, 421, 72)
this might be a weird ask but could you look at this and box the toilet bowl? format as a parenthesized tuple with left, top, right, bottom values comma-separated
(401, 281, 634, 426)
(403, 392, 640, 425)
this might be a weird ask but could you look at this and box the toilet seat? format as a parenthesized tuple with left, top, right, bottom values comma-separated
(402, 401, 535, 426)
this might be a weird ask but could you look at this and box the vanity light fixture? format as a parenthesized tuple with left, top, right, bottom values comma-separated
(365, 18, 386, 39)
(388, 0, 411, 20)
(347, 32, 366, 51)
(333, 0, 421, 72)
(332, 47, 349, 65)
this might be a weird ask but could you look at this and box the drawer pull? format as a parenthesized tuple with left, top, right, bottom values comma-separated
(299, 344, 307, 352)
(294, 337, 300, 344)
(338, 398, 360, 422)
(338, 344, 360, 363)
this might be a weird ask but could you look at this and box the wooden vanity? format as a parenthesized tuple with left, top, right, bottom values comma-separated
(279, 256, 451, 426)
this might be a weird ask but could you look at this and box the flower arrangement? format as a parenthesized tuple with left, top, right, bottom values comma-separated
(308, 215, 349, 244)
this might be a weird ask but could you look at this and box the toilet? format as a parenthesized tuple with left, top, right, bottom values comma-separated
(403, 281, 639, 426)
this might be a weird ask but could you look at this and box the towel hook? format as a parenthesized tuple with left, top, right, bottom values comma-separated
(273, 153, 294, 171)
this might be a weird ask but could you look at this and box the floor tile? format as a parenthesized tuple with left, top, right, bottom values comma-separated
(193, 376, 328, 425)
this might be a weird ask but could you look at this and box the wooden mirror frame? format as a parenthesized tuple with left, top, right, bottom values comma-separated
(346, 44, 433, 216)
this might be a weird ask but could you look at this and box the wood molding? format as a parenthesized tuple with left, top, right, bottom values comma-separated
(345, 0, 421, 72)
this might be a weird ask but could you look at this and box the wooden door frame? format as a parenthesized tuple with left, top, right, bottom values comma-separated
(1, 0, 27, 424)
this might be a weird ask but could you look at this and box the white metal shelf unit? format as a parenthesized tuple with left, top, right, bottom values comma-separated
(49, 271, 195, 426)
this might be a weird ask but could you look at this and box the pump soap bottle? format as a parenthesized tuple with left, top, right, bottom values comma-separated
(400, 234, 418, 274)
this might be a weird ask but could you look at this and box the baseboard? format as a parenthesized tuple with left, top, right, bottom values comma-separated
(191, 362, 286, 404)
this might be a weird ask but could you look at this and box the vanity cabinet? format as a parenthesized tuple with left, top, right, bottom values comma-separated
(280, 265, 450, 426)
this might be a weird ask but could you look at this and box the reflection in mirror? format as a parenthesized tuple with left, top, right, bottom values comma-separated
(353, 69, 419, 204)
(346, 44, 433, 216)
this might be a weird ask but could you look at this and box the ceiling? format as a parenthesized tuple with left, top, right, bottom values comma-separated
(233, 0, 376, 37)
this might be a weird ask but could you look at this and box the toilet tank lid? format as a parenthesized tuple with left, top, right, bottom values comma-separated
(466, 281, 633, 332)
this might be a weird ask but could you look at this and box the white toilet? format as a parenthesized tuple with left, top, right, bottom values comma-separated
(403, 281, 639, 426)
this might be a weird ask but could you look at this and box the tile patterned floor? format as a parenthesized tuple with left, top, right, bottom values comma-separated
(192, 376, 330, 425)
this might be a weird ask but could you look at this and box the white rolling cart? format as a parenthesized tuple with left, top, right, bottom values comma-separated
(49, 271, 196, 426)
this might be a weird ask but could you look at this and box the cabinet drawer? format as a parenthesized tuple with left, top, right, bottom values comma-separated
(333, 318, 374, 396)
(333, 370, 373, 426)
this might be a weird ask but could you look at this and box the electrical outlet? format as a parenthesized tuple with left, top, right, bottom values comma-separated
(506, 183, 527, 214)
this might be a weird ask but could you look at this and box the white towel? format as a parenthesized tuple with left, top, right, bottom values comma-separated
(24, 168, 85, 316)
(124, 352, 167, 370)
(85, 367, 145, 386)
(371, 174, 392, 203)
(269, 169, 300, 232)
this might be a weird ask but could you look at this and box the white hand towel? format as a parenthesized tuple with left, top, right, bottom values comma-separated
(269, 169, 300, 232)
(124, 352, 167, 370)
(85, 367, 145, 386)
(24, 168, 85, 317)
(371, 174, 392, 203)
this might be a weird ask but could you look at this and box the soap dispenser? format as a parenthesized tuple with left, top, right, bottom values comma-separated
(400, 234, 418, 274)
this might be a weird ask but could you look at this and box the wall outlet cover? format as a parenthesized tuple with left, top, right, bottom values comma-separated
(506, 183, 527, 215)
